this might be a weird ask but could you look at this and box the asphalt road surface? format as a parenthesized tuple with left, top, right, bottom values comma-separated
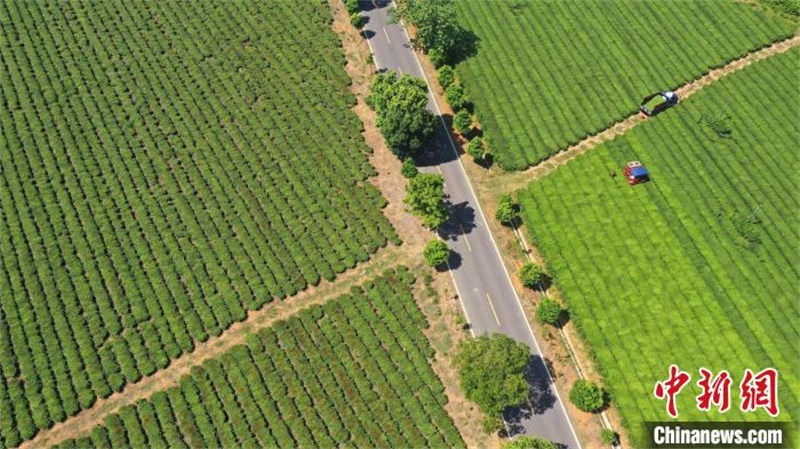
(361, 1, 581, 447)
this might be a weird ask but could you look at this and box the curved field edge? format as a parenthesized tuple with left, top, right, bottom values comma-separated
(0, 1, 396, 446)
(48, 267, 465, 449)
(516, 48, 799, 445)
(453, 0, 797, 170)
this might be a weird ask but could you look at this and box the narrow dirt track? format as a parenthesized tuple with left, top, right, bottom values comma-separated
(499, 34, 800, 191)
(17, 22, 798, 449)
(17, 2, 434, 448)
(17, 243, 412, 449)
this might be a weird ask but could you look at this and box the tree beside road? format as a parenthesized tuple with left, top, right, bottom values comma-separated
(456, 334, 531, 432)
(368, 72, 435, 159)
(404, 173, 450, 229)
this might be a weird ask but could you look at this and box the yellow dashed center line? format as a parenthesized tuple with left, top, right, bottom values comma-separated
(460, 225, 471, 252)
(486, 293, 500, 326)
(383, 28, 391, 44)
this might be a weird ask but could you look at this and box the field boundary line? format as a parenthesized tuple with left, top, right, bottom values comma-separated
(17, 244, 409, 449)
(500, 35, 800, 447)
(500, 34, 800, 191)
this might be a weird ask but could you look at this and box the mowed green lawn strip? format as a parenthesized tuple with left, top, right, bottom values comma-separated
(517, 49, 799, 444)
(0, 1, 395, 446)
(455, 0, 796, 169)
(51, 268, 465, 449)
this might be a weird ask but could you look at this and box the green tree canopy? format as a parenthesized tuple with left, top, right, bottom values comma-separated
(453, 109, 472, 135)
(494, 193, 515, 224)
(423, 239, 450, 267)
(602, 429, 619, 446)
(437, 65, 456, 90)
(537, 298, 563, 325)
(503, 436, 558, 449)
(569, 379, 606, 413)
(466, 137, 485, 162)
(393, 0, 461, 60)
(455, 334, 530, 417)
(519, 262, 544, 288)
(368, 72, 435, 158)
(404, 173, 450, 229)
(446, 83, 469, 112)
(401, 157, 419, 178)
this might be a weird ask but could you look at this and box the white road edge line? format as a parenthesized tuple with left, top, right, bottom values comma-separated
(391, 4, 583, 447)
(363, 0, 513, 435)
(362, 29, 381, 71)
(361, 4, 475, 339)
(445, 257, 476, 338)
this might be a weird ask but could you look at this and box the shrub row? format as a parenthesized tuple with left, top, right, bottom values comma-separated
(0, 1, 397, 446)
(53, 269, 465, 449)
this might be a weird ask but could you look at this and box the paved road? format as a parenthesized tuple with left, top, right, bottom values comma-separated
(361, 1, 581, 447)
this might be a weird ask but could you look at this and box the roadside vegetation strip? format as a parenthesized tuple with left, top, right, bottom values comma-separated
(453, 0, 796, 170)
(496, 34, 800, 192)
(516, 48, 799, 446)
(0, 1, 397, 446)
(48, 268, 465, 449)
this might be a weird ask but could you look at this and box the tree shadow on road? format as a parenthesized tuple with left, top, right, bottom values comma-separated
(503, 355, 558, 437)
(444, 248, 462, 270)
(415, 123, 460, 167)
(358, 0, 385, 12)
(437, 201, 476, 241)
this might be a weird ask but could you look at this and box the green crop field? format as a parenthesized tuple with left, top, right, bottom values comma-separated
(50, 268, 464, 449)
(0, 1, 396, 446)
(518, 49, 799, 444)
(454, 0, 796, 169)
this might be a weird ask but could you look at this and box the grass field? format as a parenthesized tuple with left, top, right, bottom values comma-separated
(0, 1, 396, 446)
(49, 268, 463, 449)
(454, 0, 796, 169)
(517, 49, 799, 444)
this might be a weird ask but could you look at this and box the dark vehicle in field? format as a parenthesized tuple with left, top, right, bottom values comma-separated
(639, 91, 678, 116)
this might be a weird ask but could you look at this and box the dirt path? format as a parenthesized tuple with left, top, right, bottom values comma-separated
(459, 32, 799, 448)
(498, 34, 800, 192)
(19, 243, 415, 449)
(22, 2, 465, 448)
(330, 0, 429, 251)
(330, 2, 497, 447)
(31, 7, 793, 449)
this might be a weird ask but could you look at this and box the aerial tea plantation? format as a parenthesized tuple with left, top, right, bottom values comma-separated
(454, 0, 796, 169)
(518, 49, 799, 444)
(51, 268, 464, 449)
(0, 1, 396, 446)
